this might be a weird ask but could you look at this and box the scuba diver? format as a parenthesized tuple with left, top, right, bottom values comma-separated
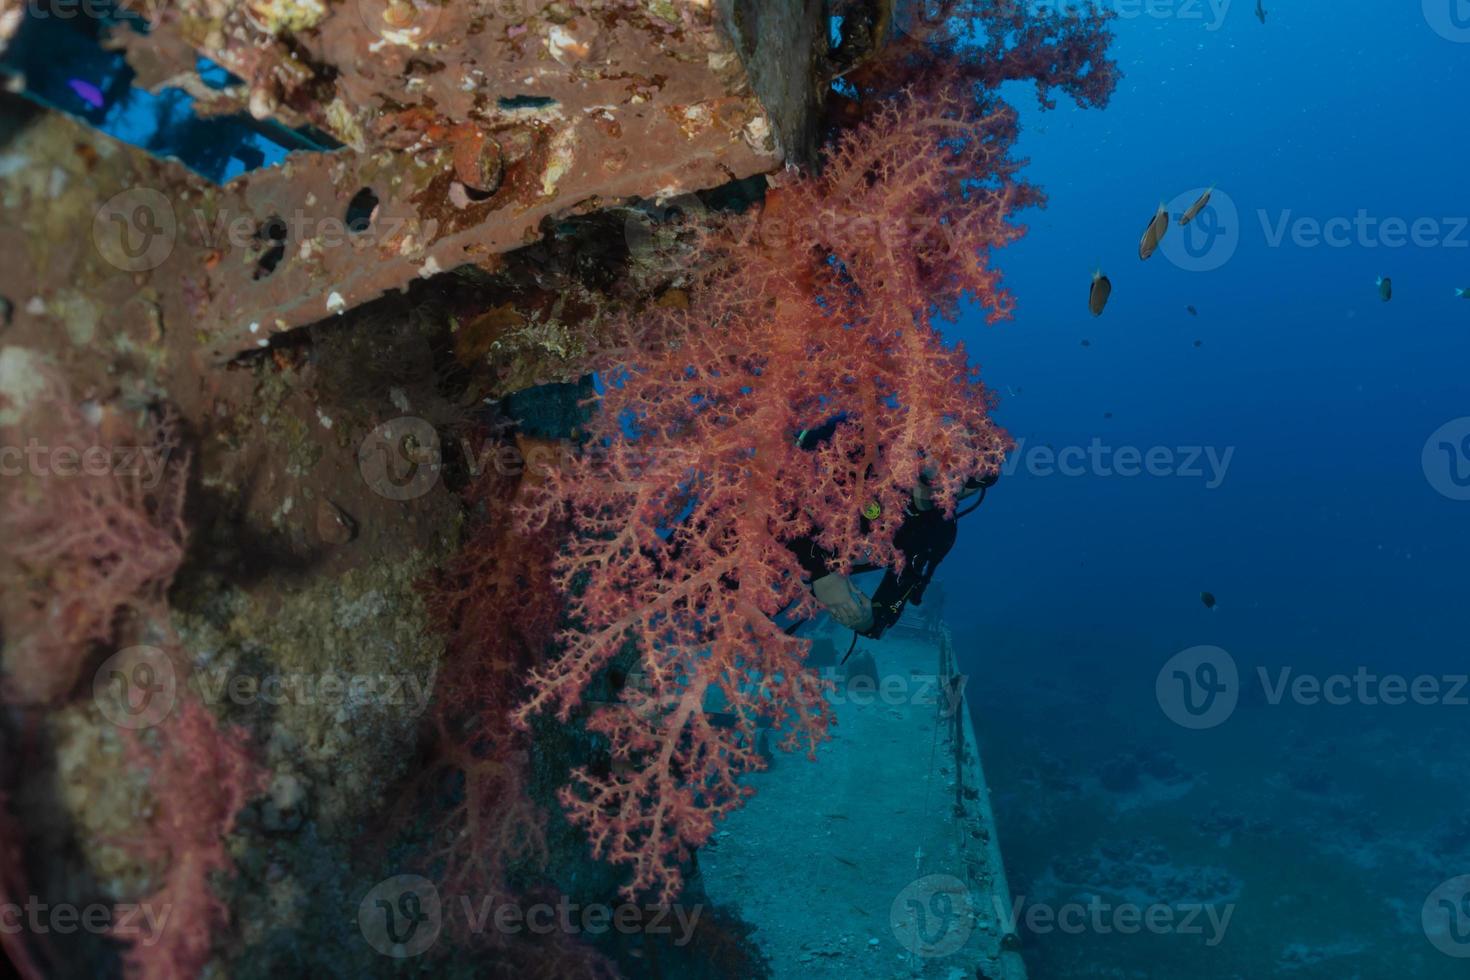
(785, 418, 996, 649)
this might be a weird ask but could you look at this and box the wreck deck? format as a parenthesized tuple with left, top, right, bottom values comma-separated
(699, 623, 1026, 979)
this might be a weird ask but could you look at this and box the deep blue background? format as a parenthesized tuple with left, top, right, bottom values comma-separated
(944, 1, 1469, 672)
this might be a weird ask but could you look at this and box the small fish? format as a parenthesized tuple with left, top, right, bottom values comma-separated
(1201, 591, 1218, 610)
(1139, 203, 1170, 260)
(833, 855, 860, 869)
(1178, 186, 1214, 226)
(1186, 305, 1198, 316)
(1255, 0, 1266, 24)
(1088, 268, 1112, 316)
(1081, 338, 1092, 347)
(1377, 276, 1392, 302)
(1103, 411, 1114, 419)
(67, 79, 105, 110)
(1456, 288, 1469, 299)
(1193, 339, 1203, 347)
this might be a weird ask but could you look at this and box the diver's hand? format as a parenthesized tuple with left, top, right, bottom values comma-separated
(813, 574, 874, 631)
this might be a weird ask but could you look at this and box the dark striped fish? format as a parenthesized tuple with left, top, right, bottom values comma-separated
(1179, 185, 1215, 225)
(1139, 204, 1170, 260)
(1089, 268, 1112, 316)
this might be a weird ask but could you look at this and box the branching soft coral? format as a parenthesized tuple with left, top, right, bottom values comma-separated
(512, 89, 1033, 904)
(0, 376, 189, 704)
(114, 693, 264, 980)
(513, 6, 1118, 905)
(866, 0, 1120, 111)
(411, 441, 562, 906)
(0, 373, 244, 979)
(411, 438, 629, 977)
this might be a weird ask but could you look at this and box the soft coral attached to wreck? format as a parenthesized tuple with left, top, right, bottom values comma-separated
(512, 0, 1118, 900)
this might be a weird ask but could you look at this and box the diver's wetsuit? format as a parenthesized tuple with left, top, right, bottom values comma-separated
(788, 504, 958, 640)
(786, 417, 976, 640)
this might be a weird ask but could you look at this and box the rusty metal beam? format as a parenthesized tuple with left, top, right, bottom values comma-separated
(3, 1, 812, 361)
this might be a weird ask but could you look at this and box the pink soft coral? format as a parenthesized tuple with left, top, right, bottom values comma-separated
(413, 442, 561, 903)
(511, 2, 1119, 902)
(114, 694, 264, 980)
(512, 86, 1037, 904)
(861, 0, 1120, 111)
(0, 376, 188, 704)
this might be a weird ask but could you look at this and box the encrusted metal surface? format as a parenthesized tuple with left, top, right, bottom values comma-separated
(1, 1, 803, 360)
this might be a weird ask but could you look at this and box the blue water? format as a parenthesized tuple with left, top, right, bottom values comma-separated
(940, 5, 1470, 975)
(949, 1, 1469, 663)
(0, 14, 336, 182)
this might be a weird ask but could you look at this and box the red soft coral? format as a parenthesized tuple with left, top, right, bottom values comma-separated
(512, 85, 1039, 904)
(511, 2, 1118, 902)
(0, 376, 188, 704)
(860, 0, 1120, 111)
(413, 439, 562, 900)
(114, 694, 264, 980)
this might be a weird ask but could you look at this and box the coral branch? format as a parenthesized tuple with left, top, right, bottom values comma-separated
(513, 5, 1117, 903)
(114, 694, 265, 980)
(514, 88, 1021, 903)
(411, 440, 561, 910)
(0, 376, 189, 704)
